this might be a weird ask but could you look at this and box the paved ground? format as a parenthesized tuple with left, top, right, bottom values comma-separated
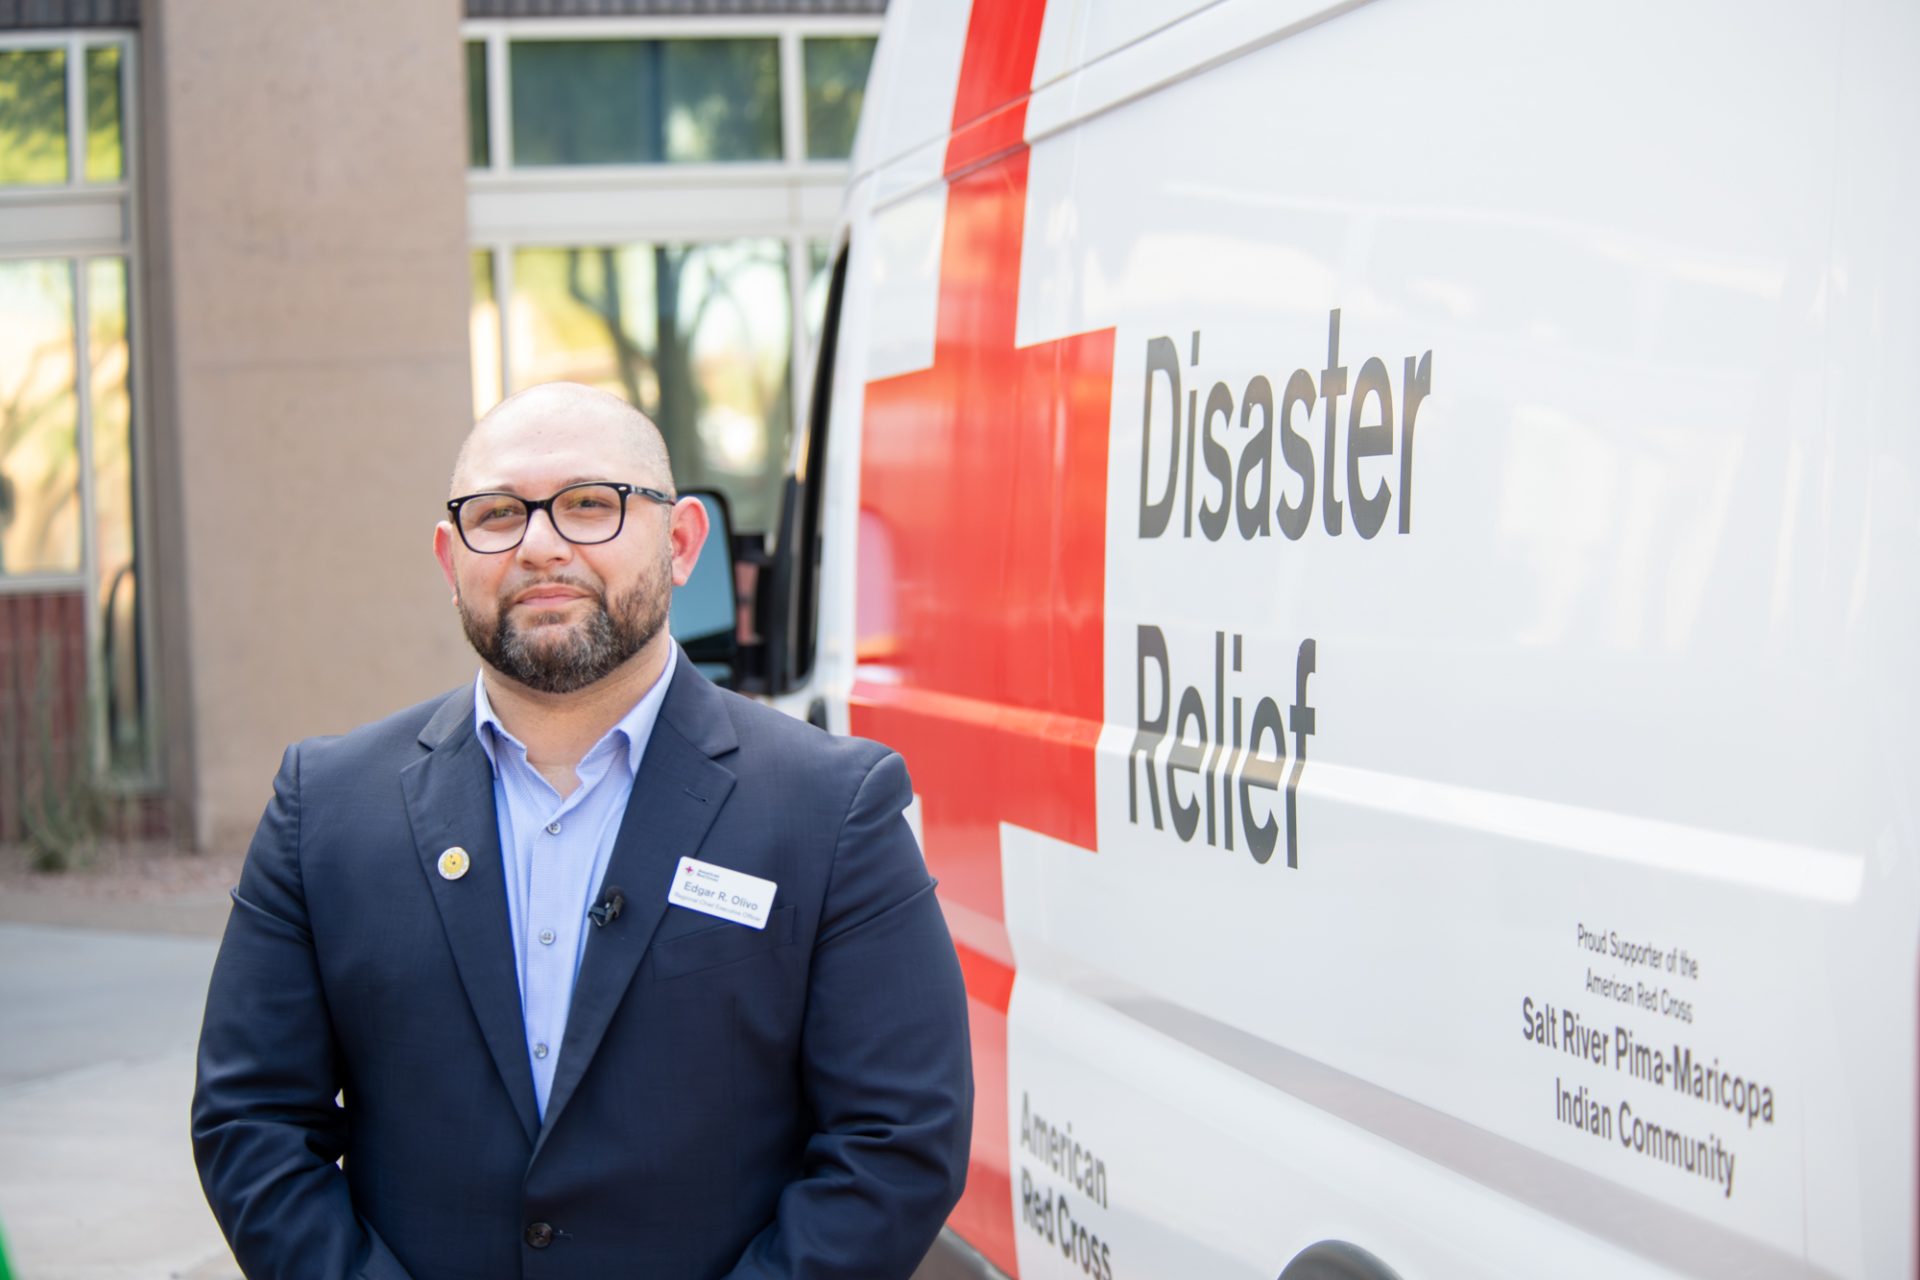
(0, 847, 976, 1280)
(0, 849, 241, 1280)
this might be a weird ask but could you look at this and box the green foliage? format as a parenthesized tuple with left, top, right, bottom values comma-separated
(84, 45, 123, 183)
(0, 47, 68, 186)
(804, 37, 876, 160)
(0, 44, 125, 187)
(466, 41, 489, 169)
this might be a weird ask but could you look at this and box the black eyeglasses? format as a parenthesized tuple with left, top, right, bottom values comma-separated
(445, 481, 674, 554)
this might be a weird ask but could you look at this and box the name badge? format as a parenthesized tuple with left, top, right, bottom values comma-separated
(668, 857, 777, 930)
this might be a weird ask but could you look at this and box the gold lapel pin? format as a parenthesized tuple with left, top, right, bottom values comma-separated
(437, 847, 471, 881)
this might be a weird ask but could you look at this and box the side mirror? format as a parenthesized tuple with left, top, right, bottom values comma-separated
(670, 490, 740, 685)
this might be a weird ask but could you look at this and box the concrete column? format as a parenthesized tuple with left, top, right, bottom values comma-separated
(142, 0, 474, 850)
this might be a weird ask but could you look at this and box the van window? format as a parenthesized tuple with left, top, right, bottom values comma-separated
(766, 242, 847, 692)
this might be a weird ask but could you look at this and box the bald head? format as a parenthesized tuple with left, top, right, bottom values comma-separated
(453, 382, 672, 497)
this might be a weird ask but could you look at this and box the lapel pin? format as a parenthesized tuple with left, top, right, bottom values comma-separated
(437, 847, 471, 881)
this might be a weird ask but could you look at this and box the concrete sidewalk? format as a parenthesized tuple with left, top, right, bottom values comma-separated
(0, 852, 242, 1280)
(0, 859, 971, 1280)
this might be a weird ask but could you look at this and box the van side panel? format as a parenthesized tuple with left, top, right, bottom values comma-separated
(822, 0, 1920, 1276)
(851, 7, 1102, 1273)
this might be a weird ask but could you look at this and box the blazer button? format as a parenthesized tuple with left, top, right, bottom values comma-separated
(524, 1222, 555, 1248)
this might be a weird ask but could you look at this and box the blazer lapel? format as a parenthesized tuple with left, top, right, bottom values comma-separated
(400, 688, 541, 1144)
(534, 660, 738, 1156)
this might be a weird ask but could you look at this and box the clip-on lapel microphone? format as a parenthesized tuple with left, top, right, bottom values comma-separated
(588, 887, 625, 928)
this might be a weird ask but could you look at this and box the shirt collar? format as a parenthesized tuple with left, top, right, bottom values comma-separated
(473, 642, 678, 780)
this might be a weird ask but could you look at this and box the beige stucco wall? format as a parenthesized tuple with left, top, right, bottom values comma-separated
(143, 0, 475, 850)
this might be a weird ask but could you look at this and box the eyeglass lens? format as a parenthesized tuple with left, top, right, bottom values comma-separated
(458, 484, 625, 551)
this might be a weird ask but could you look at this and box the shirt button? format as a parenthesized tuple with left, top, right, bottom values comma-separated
(533, 1042, 549, 1060)
(539, 929, 555, 945)
(546, 821, 562, 835)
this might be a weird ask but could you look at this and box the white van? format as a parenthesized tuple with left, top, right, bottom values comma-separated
(735, 0, 1920, 1275)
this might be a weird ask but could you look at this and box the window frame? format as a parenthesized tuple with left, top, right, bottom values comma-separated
(463, 16, 881, 176)
(0, 28, 157, 786)
(462, 15, 879, 539)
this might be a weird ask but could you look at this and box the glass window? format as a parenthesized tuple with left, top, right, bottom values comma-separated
(803, 36, 875, 160)
(470, 249, 501, 419)
(664, 39, 780, 164)
(84, 45, 124, 183)
(509, 240, 792, 532)
(509, 38, 780, 166)
(0, 47, 69, 186)
(87, 257, 145, 772)
(0, 259, 81, 575)
(466, 40, 489, 169)
(804, 240, 833, 347)
(0, 34, 152, 786)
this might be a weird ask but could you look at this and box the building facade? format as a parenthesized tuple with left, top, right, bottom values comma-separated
(0, 0, 879, 851)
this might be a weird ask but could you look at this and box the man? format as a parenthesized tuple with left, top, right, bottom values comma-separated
(193, 383, 972, 1279)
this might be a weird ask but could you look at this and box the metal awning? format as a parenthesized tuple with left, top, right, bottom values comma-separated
(0, 0, 138, 28)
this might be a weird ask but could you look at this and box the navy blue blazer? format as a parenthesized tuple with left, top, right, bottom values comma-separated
(192, 657, 972, 1279)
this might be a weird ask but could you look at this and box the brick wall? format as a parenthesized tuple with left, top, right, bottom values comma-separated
(0, 590, 88, 845)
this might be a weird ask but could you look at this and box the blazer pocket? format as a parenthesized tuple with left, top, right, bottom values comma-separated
(652, 905, 797, 980)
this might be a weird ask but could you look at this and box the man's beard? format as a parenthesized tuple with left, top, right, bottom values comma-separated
(459, 561, 670, 694)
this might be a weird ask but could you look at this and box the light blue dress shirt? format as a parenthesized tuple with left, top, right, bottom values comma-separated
(473, 645, 676, 1118)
